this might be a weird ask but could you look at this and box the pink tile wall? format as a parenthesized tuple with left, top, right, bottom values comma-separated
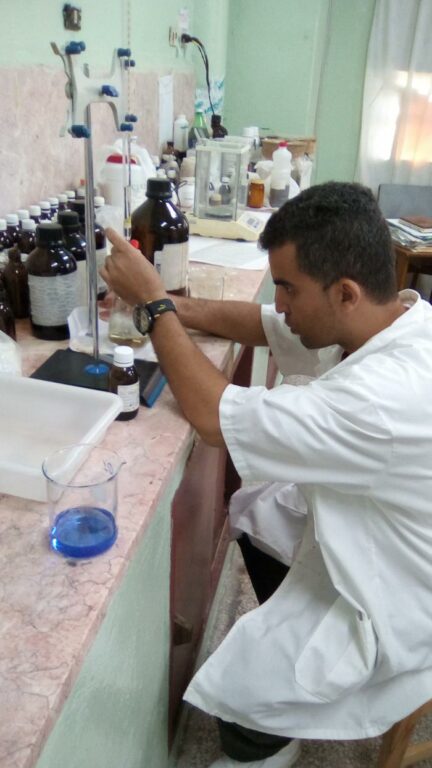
(0, 66, 195, 216)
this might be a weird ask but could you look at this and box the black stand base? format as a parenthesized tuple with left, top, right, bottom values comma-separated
(31, 348, 167, 407)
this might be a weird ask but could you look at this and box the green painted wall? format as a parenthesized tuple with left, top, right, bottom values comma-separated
(224, 0, 330, 136)
(223, 0, 376, 183)
(1, 0, 196, 72)
(313, 0, 376, 182)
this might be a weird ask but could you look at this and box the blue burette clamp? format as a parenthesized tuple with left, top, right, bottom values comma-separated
(50, 40, 137, 137)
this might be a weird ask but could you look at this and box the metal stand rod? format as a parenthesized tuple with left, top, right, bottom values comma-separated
(84, 104, 100, 362)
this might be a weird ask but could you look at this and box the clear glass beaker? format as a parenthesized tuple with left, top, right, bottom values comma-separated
(108, 295, 147, 347)
(42, 443, 125, 558)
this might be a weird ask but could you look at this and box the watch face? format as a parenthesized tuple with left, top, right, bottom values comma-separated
(133, 305, 151, 334)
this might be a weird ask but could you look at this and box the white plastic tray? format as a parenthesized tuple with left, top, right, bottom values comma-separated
(0, 375, 122, 501)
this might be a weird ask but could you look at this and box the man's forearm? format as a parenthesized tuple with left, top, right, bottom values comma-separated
(151, 312, 228, 447)
(173, 296, 268, 347)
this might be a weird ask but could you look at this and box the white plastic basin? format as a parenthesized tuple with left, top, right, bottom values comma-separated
(0, 375, 122, 501)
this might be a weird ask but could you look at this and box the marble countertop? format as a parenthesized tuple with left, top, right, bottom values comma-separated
(0, 261, 269, 768)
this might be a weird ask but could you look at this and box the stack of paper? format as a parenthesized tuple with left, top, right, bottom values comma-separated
(386, 218, 432, 250)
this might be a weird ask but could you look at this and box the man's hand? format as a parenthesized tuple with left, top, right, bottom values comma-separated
(100, 228, 168, 306)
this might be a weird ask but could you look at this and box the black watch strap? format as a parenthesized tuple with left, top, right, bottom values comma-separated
(146, 298, 177, 331)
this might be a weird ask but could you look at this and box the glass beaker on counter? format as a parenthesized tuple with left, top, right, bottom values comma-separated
(108, 296, 147, 347)
(43, 443, 125, 559)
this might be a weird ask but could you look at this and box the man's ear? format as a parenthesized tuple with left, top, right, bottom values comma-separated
(331, 278, 362, 311)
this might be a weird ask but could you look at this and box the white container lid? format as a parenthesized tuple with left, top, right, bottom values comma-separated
(94, 196, 105, 207)
(29, 205, 41, 216)
(113, 346, 134, 366)
(40, 200, 51, 209)
(65, 190, 76, 199)
(17, 209, 29, 220)
(48, 197, 59, 205)
(6, 214, 19, 225)
(58, 193, 68, 203)
(0, 219, 6, 231)
(22, 219, 36, 231)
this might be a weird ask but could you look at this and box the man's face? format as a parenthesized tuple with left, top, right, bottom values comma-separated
(269, 242, 340, 349)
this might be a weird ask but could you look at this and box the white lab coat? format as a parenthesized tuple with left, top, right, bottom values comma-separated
(184, 290, 432, 739)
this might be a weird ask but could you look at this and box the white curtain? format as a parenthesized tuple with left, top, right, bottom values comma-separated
(356, 0, 432, 192)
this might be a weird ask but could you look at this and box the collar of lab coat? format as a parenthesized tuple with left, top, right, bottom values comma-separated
(319, 289, 428, 378)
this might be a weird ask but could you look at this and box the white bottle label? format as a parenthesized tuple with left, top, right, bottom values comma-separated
(28, 272, 79, 326)
(117, 381, 140, 412)
(154, 242, 188, 291)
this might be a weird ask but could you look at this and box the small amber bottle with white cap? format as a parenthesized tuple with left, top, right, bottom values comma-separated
(108, 345, 140, 421)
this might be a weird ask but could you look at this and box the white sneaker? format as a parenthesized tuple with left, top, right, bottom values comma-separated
(209, 738, 301, 768)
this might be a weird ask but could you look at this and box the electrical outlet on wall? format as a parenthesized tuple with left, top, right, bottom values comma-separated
(169, 8, 189, 54)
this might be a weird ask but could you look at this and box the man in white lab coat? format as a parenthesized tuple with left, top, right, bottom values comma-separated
(101, 182, 432, 768)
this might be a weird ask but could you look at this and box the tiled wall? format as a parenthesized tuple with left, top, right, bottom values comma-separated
(0, 67, 195, 216)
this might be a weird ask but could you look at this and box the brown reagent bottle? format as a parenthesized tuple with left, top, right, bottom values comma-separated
(26, 223, 78, 340)
(3, 246, 30, 319)
(108, 345, 140, 421)
(131, 178, 189, 296)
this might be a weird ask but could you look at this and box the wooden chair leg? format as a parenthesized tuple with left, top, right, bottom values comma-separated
(377, 701, 432, 768)
(377, 714, 419, 768)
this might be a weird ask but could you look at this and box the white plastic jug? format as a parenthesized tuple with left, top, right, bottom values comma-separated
(173, 114, 189, 154)
(98, 154, 147, 212)
(269, 142, 293, 208)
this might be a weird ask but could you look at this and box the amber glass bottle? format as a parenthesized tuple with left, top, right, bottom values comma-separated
(58, 210, 87, 307)
(3, 246, 30, 319)
(108, 345, 140, 421)
(0, 277, 16, 340)
(131, 178, 189, 296)
(26, 223, 78, 340)
(69, 199, 107, 298)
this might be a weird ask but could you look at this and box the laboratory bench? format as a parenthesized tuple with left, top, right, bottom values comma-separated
(0, 260, 274, 768)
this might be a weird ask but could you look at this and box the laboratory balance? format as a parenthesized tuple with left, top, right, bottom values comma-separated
(187, 139, 265, 242)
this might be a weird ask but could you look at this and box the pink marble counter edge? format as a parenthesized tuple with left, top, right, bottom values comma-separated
(0, 265, 269, 768)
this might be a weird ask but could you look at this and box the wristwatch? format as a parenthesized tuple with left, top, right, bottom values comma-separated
(132, 298, 177, 335)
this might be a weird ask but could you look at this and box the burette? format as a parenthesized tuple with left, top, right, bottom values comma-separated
(122, 0, 133, 240)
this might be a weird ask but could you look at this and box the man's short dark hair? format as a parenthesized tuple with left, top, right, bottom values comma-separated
(259, 181, 397, 303)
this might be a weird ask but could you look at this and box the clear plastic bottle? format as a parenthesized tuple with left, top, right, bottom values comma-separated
(26, 222, 78, 340)
(173, 114, 189, 157)
(58, 210, 88, 307)
(131, 178, 189, 296)
(108, 345, 140, 421)
(219, 176, 232, 205)
(3, 246, 30, 319)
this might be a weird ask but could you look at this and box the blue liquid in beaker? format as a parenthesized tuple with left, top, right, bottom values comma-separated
(50, 506, 117, 558)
